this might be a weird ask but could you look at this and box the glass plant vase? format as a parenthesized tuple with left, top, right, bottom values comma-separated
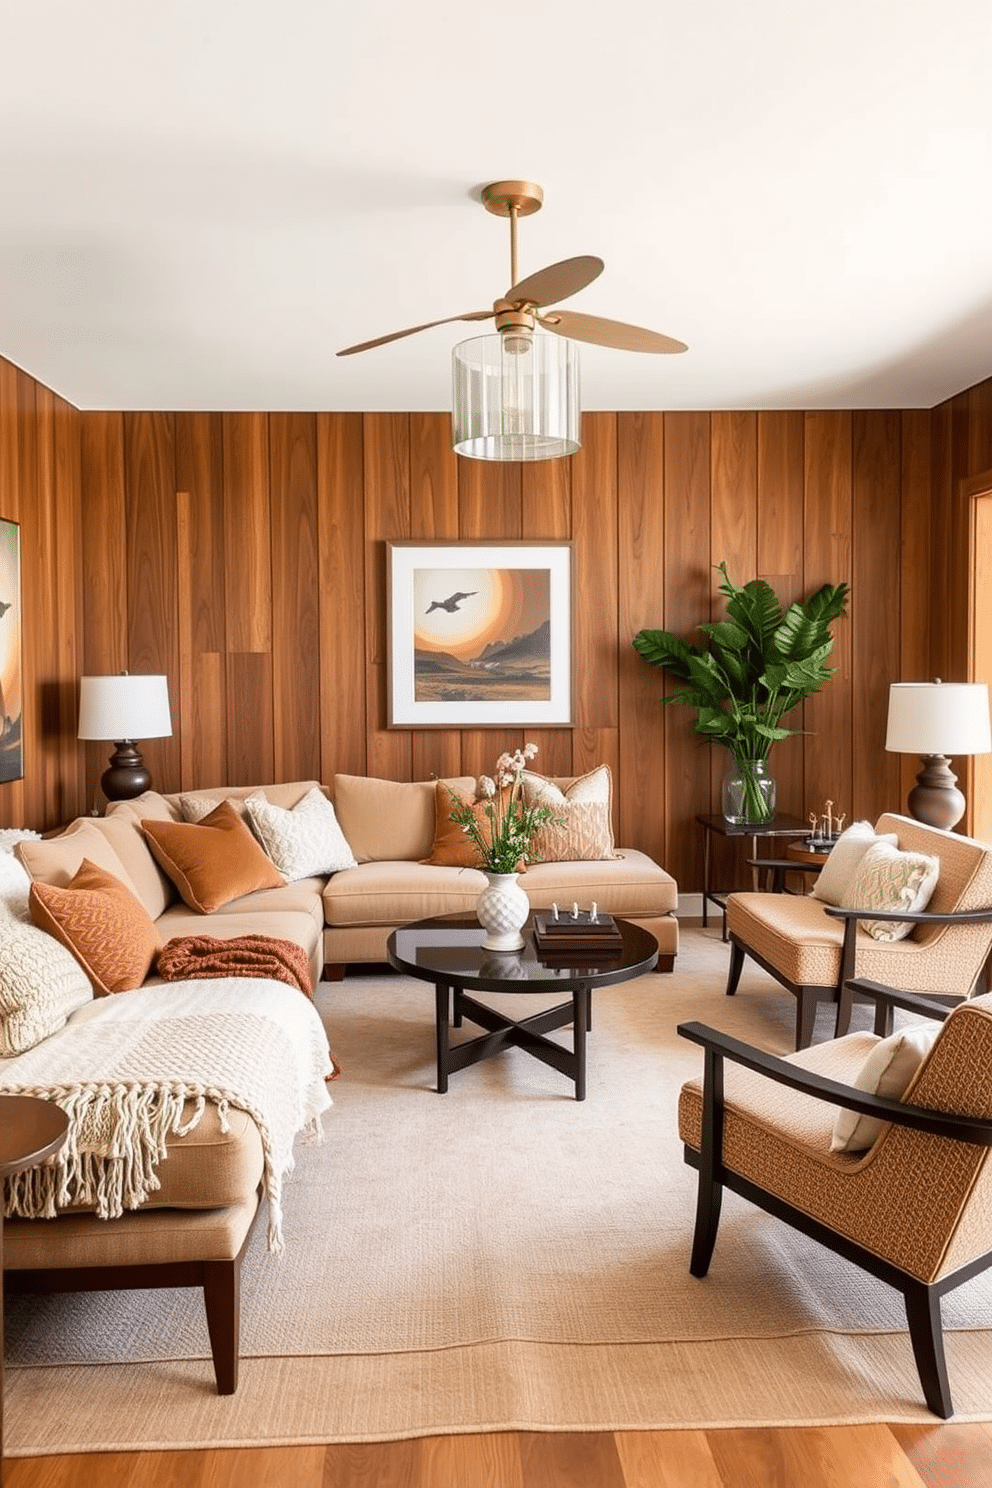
(476, 872, 530, 952)
(721, 755, 776, 826)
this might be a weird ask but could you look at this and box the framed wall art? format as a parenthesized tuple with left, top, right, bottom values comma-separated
(388, 541, 572, 728)
(0, 518, 23, 783)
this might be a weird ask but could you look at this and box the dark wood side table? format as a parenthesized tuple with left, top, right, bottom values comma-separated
(0, 1096, 69, 1467)
(696, 812, 809, 939)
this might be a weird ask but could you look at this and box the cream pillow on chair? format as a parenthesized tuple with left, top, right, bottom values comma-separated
(812, 821, 898, 906)
(831, 1023, 941, 1152)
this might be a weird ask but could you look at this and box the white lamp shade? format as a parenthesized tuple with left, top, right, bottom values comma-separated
(78, 674, 173, 742)
(885, 682, 992, 756)
(452, 332, 580, 461)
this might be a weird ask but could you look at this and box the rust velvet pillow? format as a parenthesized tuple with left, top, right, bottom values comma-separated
(142, 799, 284, 913)
(423, 782, 525, 871)
(29, 858, 163, 996)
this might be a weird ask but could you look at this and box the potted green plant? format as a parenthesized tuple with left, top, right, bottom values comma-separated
(632, 563, 850, 825)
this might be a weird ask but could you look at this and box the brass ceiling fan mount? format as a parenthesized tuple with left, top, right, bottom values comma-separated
(336, 180, 687, 359)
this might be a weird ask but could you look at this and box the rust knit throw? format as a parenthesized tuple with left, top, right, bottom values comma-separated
(156, 933, 314, 1000)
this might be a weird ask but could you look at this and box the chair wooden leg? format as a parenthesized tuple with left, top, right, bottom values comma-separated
(904, 1282, 953, 1419)
(689, 1171, 723, 1278)
(795, 989, 819, 1050)
(726, 940, 745, 997)
(203, 1258, 240, 1395)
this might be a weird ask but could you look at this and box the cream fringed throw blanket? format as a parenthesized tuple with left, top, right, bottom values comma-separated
(0, 978, 334, 1251)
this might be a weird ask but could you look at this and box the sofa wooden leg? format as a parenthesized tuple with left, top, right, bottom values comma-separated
(905, 1282, 953, 1419)
(323, 963, 345, 982)
(656, 954, 675, 973)
(726, 940, 745, 996)
(203, 1258, 240, 1395)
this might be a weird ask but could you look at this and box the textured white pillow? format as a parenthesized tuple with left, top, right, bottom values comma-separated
(831, 1023, 941, 1153)
(0, 898, 93, 1055)
(246, 786, 358, 880)
(179, 793, 250, 824)
(812, 821, 899, 906)
(842, 839, 940, 941)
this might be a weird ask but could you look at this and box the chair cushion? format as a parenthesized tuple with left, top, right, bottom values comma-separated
(830, 1023, 942, 1152)
(842, 840, 939, 941)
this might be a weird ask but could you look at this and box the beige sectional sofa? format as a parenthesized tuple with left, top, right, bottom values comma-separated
(36, 772, 679, 977)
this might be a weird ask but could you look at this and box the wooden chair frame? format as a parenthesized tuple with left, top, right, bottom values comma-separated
(679, 981, 992, 1418)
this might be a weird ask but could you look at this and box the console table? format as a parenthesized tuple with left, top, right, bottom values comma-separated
(1, 1095, 69, 1464)
(696, 812, 809, 939)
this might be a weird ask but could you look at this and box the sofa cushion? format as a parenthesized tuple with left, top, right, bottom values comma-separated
(322, 859, 486, 928)
(16, 818, 146, 902)
(520, 765, 620, 862)
(143, 801, 285, 913)
(842, 840, 940, 941)
(29, 859, 163, 996)
(247, 786, 358, 879)
(333, 774, 475, 863)
(0, 898, 93, 1054)
(524, 851, 678, 917)
(812, 821, 899, 907)
(153, 905, 323, 990)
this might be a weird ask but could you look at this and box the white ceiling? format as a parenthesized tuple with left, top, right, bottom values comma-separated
(3, 1, 992, 414)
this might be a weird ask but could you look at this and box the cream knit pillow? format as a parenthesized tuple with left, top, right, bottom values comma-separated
(831, 1023, 941, 1153)
(812, 821, 898, 906)
(841, 839, 939, 941)
(247, 787, 358, 881)
(0, 896, 93, 1054)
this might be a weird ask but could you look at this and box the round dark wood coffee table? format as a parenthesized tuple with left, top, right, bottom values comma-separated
(387, 912, 659, 1100)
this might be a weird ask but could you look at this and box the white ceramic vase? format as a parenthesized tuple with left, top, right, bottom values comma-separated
(476, 871, 529, 952)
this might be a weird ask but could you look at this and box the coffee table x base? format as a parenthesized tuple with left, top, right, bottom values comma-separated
(437, 982, 591, 1099)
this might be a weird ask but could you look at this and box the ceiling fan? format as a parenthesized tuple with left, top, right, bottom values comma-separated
(336, 180, 688, 359)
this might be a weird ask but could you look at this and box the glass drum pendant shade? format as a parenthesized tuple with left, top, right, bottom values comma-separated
(452, 332, 580, 461)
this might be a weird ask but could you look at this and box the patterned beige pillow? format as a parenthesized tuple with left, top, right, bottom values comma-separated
(0, 894, 93, 1054)
(842, 840, 940, 941)
(246, 787, 357, 880)
(812, 822, 899, 906)
(520, 765, 620, 863)
(179, 792, 251, 824)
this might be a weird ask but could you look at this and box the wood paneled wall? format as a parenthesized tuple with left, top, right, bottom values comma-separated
(2, 347, 989, 892)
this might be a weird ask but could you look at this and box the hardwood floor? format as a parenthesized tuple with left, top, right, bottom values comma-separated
(6, 1424, 992, 1487)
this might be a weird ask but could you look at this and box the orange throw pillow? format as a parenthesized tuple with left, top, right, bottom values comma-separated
(29, 859, 163, 996)
(142, 799, 284, 913)
(423, 782, 525, 872)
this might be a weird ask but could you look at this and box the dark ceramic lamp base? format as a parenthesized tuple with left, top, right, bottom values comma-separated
(100, 741, 152, 801)
(907, 754, 965, 832)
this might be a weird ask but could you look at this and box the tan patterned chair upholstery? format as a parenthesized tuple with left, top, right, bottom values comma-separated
(678, 982, 992, 1418)
(724, 814, 992, 1049)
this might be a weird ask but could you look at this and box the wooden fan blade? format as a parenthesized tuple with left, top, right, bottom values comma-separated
(540, 309, 688, 354)
(337, 310, 494, 356)
(506, 256, 604, 309)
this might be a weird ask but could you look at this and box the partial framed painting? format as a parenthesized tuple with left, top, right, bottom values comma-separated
(388, 542, 572, 728)
(0, 518, 22, 782)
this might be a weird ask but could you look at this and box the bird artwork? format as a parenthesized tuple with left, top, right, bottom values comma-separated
(425, 591, 476, 615)
(0, 601, 11, 619)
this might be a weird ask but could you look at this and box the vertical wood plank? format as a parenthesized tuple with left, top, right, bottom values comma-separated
(79, 410, 127, 808)
(803, 411, 853, 822)
(269, 412, 320, 784)
(125, 411, 179, 794)
(410, 413, 462, 782)
(663, 412, 711, 891)
(899, 409, 933, 811)
(317, 414, 367, 781)
(175, 411, 227, 788)
(619, 413, 666, 862)
(709, 412, 758, 824)
(851, 411, 902, 819)
(364, 413, 412, 780)
(9, 370, 37, 828)
(223, 413, 273, 783)
(52, 392, 85, 823)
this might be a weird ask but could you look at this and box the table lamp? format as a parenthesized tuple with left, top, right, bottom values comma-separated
(885, 679, 991, 830)
(77, 673, 173, 801)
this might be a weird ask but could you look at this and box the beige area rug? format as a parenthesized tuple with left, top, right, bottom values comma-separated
(6, 924, 992, 1454)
